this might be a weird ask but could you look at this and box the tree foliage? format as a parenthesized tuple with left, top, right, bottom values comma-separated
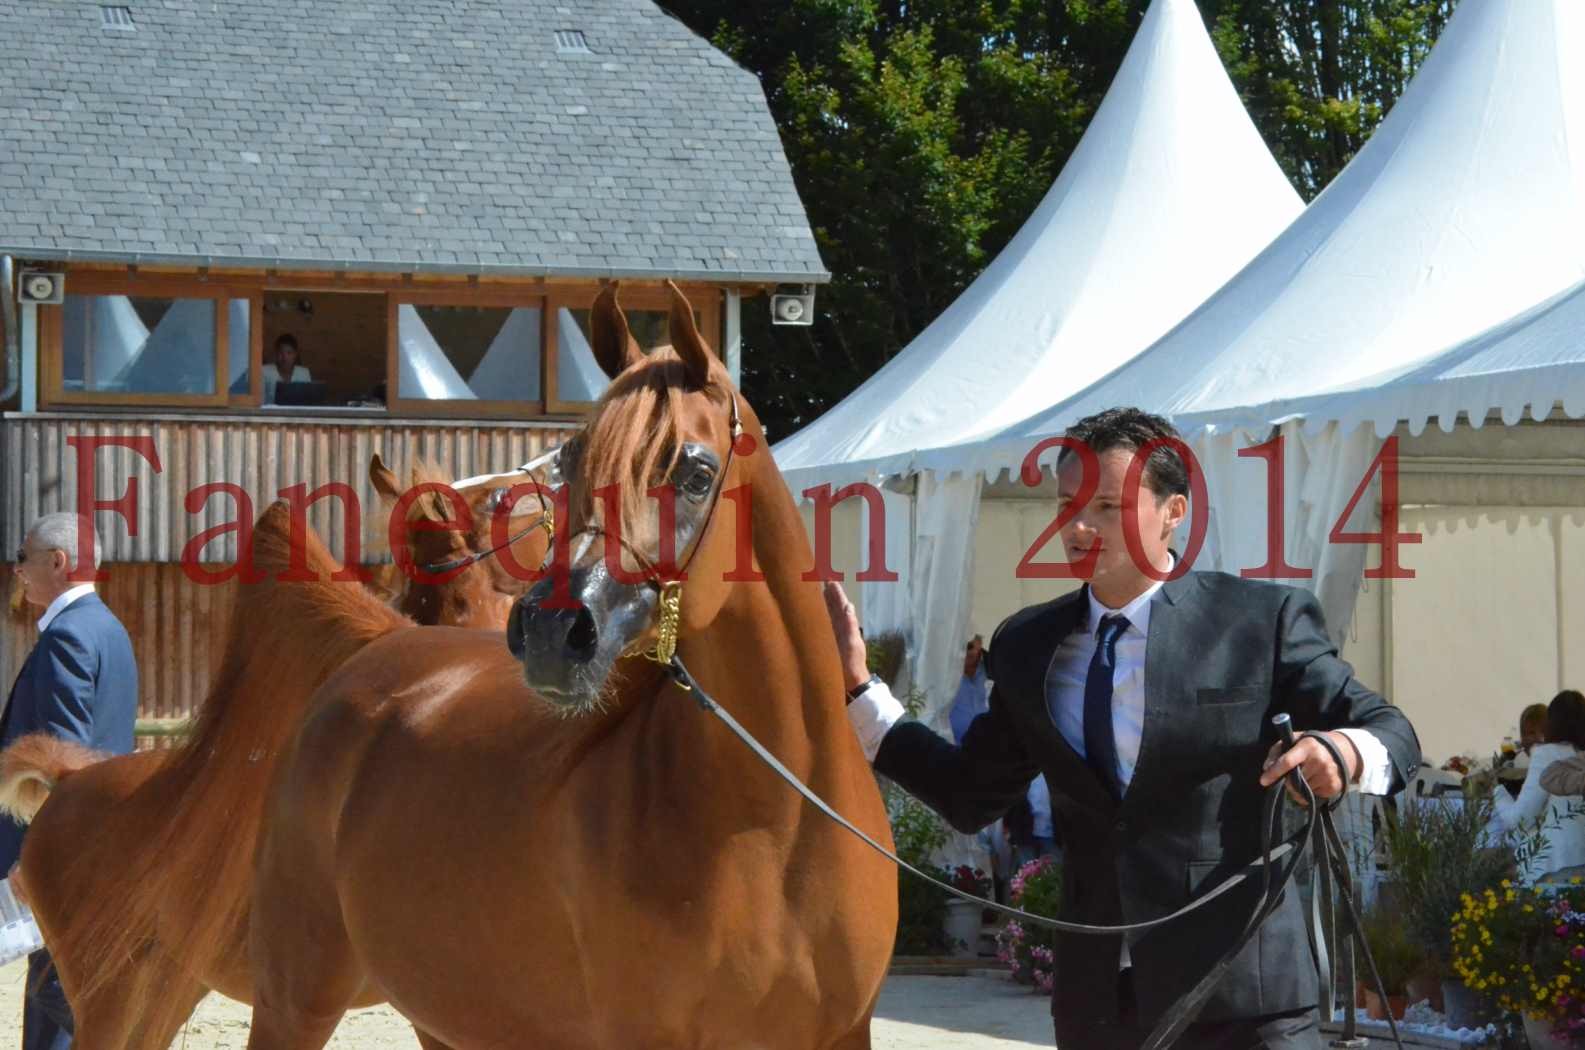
(658, 0, 1459, 440)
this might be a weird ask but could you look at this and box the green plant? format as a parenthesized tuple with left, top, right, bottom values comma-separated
(865, 631, 907, 687)
(1382, 794, 1512, 970)
(1362, 905, 1424, 996)
(885, 785, 951, 955)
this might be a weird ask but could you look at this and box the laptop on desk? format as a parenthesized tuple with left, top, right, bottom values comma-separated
(273, 381, 329, 406)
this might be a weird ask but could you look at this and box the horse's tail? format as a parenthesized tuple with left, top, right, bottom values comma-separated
(0, 735, 104, 824)
(52, 501, 410, 1047)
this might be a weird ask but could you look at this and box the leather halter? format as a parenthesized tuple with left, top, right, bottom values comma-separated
(415, 448, 562, 577)
(558, 389, 743, 666)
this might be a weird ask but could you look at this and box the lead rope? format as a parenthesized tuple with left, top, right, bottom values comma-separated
(660, 653, 1402, 1050)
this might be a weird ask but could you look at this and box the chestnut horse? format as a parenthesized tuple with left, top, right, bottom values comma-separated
(239, 282, 895, 1049)
(0, 463, 555, 1050)
(368, 452, 556, 628)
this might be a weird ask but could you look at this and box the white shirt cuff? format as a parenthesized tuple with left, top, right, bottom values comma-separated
(845, 680, 906, 763)
(1337, 728, 1394, 795)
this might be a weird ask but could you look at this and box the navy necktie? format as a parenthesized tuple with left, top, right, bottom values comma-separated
(1083, 614, 1130, 799)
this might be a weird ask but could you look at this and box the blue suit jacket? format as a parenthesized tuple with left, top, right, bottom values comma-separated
(0, 593, 138, 873)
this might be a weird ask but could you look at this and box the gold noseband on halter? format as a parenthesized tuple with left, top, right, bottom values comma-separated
(634, 392, 744, 668)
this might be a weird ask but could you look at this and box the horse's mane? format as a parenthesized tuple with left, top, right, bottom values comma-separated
(54, 501, 409, 1046)
(579, 351, 729, 544)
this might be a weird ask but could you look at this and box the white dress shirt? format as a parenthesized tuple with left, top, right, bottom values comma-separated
(36, 583, 96, 633)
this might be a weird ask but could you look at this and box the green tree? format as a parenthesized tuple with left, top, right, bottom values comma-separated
(659, 1, 1456, 440)
(1205, 0, 1457, 195)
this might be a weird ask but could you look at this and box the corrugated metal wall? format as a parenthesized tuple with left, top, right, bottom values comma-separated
(1, 413, 575, 563)
(1, 413, 576, 737)
(4, 563, 236, 728)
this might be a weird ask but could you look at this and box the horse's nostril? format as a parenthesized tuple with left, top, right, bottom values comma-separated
(566, 606, 598, 660)
(506, 601, 527, 660)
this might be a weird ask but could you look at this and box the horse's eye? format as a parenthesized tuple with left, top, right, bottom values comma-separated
(682, 468, 715, 499)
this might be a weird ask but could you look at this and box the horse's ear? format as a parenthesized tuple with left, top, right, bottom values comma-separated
(591, 282, 643, 380)
(664, 280, 710, 388)
(370, 454, 402, 502)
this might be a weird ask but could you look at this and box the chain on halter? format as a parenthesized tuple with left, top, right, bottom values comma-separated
(643, 580, 685, 665)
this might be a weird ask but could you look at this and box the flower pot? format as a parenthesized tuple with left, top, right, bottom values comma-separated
(1523, 1014, 1572, 1050)
(1441, 978, 1488, 1030)
(1363, 988, 1407, 1021)
(1406, 971, 1444, 1012)
(943, 899, 981, 959)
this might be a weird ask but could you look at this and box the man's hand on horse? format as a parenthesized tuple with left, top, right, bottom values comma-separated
(820, 581, 870, 694)
(1259, 731, 1362, 806)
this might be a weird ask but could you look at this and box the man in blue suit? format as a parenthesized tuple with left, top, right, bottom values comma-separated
(4, 512, 137, 1050)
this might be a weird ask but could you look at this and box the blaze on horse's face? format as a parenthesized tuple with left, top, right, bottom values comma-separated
(507, 282, 734, 712)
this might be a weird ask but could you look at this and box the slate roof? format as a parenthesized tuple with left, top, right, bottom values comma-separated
(0, 0, 828, 281)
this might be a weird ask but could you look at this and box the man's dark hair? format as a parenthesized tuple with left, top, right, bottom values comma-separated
(1059, 407, 1189, 500)
(1546, 690, 1585, 748)
(274, 333, 299, 354)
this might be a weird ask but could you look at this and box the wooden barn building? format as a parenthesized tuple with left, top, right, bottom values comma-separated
(0, 0, 826, 730)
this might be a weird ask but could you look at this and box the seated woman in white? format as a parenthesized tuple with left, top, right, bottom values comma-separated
(1492, 689, 1585, 882)
(263, 334, 313, 404)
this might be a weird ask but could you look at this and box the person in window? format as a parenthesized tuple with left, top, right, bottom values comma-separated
(263, 334, 312, 404)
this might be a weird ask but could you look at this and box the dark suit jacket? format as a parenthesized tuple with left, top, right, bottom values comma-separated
(874, 571, 1420, 1037)
(0, 593, 138, 873)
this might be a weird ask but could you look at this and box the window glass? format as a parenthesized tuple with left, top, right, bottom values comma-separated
(62, 295, 216, 395)
(397, 304, 543, 402)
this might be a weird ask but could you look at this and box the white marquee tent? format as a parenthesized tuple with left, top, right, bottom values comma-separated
(914, 0, 1585, 653)
(783, 0, 1585, 740)
(773, 0, 1303, 722)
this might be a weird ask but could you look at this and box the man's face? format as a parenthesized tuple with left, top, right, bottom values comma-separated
(963, 637, 983, 677)
(276, 342, 298, 370)
(1056, 447, 1186, 590)
(12, 535, 68, 609)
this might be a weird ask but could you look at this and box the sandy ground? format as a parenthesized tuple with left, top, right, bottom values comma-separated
(0, 959, 1412, 1048)
(0, 960, 1057, 1049)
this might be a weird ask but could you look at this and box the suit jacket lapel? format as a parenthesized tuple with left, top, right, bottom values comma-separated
(1121, 571, 1196, 812)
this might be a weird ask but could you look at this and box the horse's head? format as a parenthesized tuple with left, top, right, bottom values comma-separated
(507, 281, 753, 711)
(370, 455, 548, 628)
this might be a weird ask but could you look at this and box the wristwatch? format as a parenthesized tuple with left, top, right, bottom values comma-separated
(847, 673, 882, 703)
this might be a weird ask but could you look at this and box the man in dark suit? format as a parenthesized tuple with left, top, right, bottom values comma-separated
(832, 408, 1420, 1050)
(5, 512, 138, 1050)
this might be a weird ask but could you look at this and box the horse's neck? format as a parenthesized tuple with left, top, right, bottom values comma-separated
(660, 473, 857, 803)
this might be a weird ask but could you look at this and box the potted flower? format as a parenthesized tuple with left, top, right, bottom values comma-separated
(1450, 880, 1585, 1048)
(1382, 793, 1510, 1027)
(1361, 905, 1421, 1020)
(943, 866, 992, 958)
(995, 856, 1061, 993)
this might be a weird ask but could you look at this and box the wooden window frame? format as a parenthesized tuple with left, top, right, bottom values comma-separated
(40, 272, 261, 410)
(544, 285, 722, 415)
(386, 288, 554, 420)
